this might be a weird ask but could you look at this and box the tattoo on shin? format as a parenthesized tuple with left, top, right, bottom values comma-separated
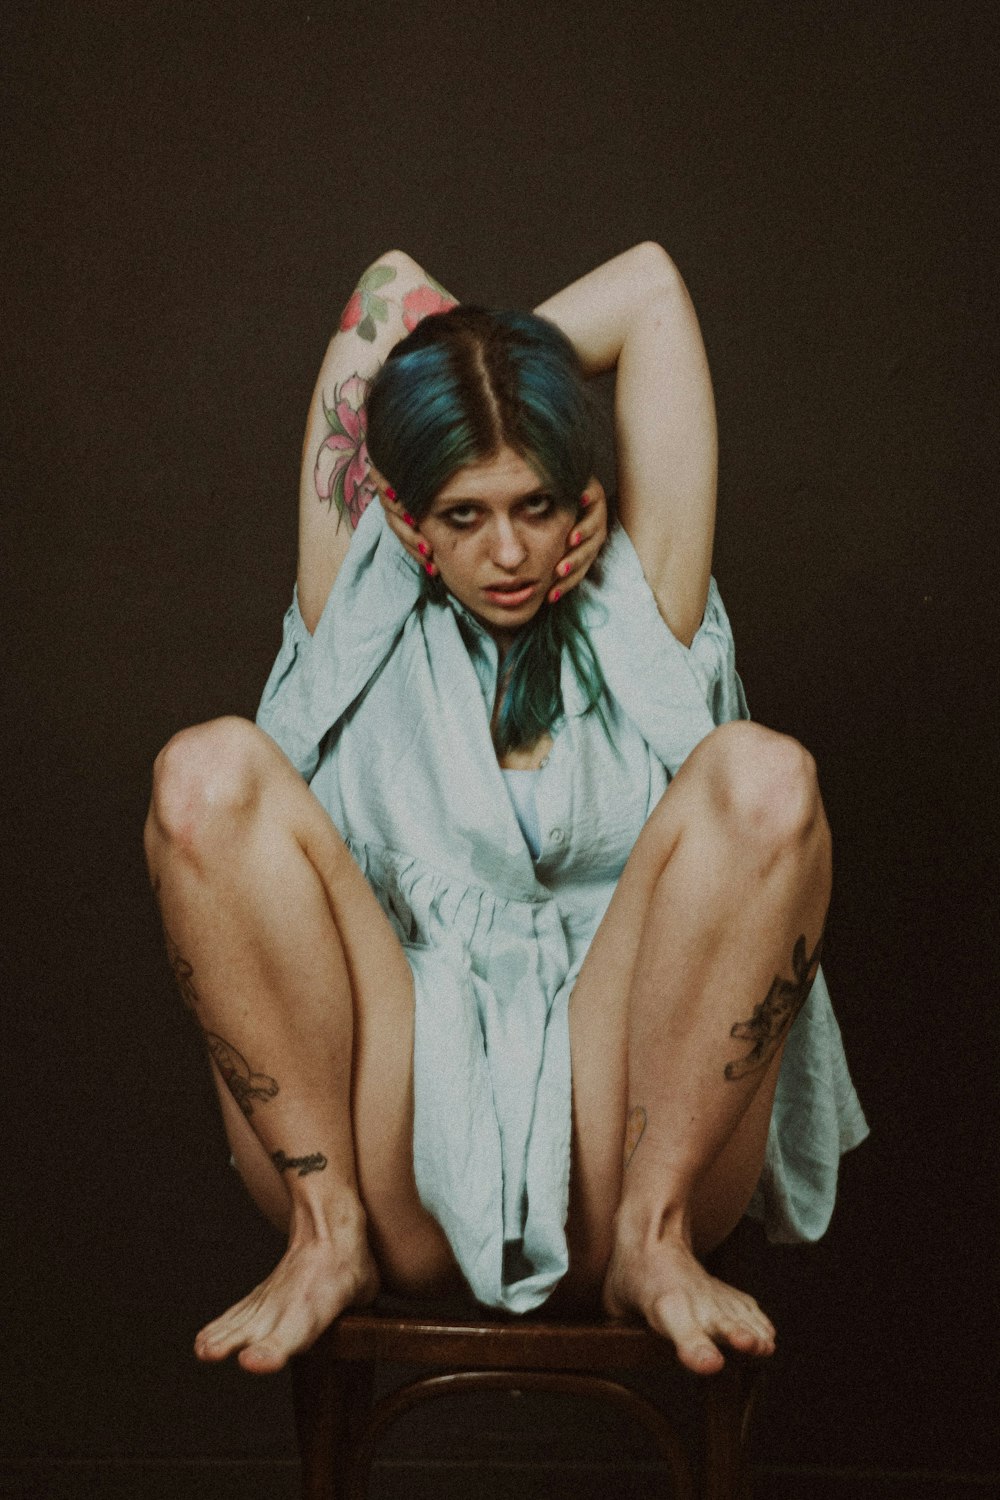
(623, 1106, 648, 1169)
(163, 928, 202, 1013)
(271, 1150, 328, 1178)
(725, 933, 823, 1082)
(206, 1033, 280, 1118)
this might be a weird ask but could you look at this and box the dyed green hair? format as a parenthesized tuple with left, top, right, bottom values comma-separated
(365, 306, 613, 755)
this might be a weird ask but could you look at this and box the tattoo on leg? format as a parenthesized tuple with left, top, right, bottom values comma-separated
(163, 928, 202, 1012)
(271, 1150, 328, 1178)
(206, 1033, 280, 1118)
(623, 1106, 648, 1169)
(725, 933, 823, 1082)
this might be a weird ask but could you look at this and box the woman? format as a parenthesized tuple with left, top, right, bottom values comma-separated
(144, 244, 867, 1379)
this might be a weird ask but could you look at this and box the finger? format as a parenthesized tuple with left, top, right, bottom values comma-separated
(556, 527, 603, 572)
(547, 558, 590, 602)
(579, 477, 607, 513)
(565, 514, 600, 549)
(382, 508, 432, 567)
(558, 514, 603, 569)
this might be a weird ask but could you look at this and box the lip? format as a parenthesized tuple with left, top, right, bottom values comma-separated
(482, 581, 538, 608)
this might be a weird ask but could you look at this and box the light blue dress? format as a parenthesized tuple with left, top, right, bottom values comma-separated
(257, 501, 868, 1312)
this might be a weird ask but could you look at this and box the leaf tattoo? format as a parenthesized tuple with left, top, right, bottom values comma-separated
(340, 263, 398, 342)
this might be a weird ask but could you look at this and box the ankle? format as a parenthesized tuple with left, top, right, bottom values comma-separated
(613, 1187, 693, 1253)
(287, 1184, 368, 1245)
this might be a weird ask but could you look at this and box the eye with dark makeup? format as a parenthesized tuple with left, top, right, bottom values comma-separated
(434, 492, 556, 531)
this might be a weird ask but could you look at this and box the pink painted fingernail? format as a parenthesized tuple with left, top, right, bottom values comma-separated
(403, 511, 416, 527)
(580, 492, 591, 506)
(559, 561, 571, 577)
(425, 562, 436, 576)
(385, 487, 397, 501)
(551, 588, 561, 602)
(571, 530, 582, 546)
(417, 541, 428, 556)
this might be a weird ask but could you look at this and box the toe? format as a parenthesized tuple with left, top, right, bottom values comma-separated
(725, 1322, 760, 1352)
(238, 1340, 287, 1375)
(717, 1311, 775, 1358)
(682, 1339, 726, 1375)
(651, 1293, 726, 1375)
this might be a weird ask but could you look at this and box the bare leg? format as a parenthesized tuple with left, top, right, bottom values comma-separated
(144, 716, 457, 1373)
(566, 721, 831, 1373)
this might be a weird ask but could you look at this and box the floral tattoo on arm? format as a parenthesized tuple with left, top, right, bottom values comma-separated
(339, 263, 455, 342)
(314, 373, 375, 529)
(316, 263, 457, 529)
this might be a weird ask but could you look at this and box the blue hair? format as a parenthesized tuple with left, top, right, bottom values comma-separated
(366, 307, 613, 755)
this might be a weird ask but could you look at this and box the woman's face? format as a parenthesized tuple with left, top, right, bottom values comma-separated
(419, 446, 573, 644)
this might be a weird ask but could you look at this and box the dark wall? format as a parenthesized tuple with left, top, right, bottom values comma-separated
(4, 0, 997, 1479)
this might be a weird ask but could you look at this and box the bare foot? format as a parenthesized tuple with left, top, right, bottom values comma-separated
(194, 1213, 379, 1374)
(602, 1217, 775, 1376)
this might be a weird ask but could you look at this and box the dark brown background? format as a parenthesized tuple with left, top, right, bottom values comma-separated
(3, 1, 997, 1494)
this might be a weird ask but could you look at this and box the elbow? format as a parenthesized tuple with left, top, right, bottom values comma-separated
(628, 241, 684, 300)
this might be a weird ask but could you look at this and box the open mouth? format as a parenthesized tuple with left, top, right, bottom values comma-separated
(482, 581, 538, 608)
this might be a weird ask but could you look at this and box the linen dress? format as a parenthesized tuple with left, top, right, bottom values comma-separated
(256, 500, 868, 1313)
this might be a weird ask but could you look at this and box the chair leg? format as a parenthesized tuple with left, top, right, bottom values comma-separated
(291, 1343, 374, 1500)
(700, 1364, 758, 1500)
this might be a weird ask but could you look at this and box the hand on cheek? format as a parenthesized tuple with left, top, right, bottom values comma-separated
(547, 481, 608, 602)
(378, 488, 436, 574)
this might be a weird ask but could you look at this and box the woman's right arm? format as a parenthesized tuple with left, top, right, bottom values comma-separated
(297, 250, 456, 633)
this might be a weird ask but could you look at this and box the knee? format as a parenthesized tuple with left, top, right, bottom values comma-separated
(145, 716, 267, 863)
(704, 721, 827, 861)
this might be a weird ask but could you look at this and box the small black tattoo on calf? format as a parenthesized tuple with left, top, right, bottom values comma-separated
(725, 933, 822, 1081)
(206, 1033, 280, 1118)
(623, 1106, 647, 1169)
(163, 928, 202, 1012)
(271, 1150, 329, 1177)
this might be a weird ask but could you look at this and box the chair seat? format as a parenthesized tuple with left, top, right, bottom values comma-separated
(326, 1307, 691, 1369)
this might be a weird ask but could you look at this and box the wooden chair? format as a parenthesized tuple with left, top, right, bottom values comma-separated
(290, 1301, 763, 1499)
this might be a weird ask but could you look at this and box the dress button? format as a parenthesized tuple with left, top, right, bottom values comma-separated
(549, 828, 565, 845)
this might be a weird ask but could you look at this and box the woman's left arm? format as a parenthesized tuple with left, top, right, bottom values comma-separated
(535, 243, 716, 646)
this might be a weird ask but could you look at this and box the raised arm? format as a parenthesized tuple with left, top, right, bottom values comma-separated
(297, 250, 457, 632)
(535, 243, 717, 646)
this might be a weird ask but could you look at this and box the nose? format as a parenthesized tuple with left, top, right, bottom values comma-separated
(491, 516, 528, 571)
